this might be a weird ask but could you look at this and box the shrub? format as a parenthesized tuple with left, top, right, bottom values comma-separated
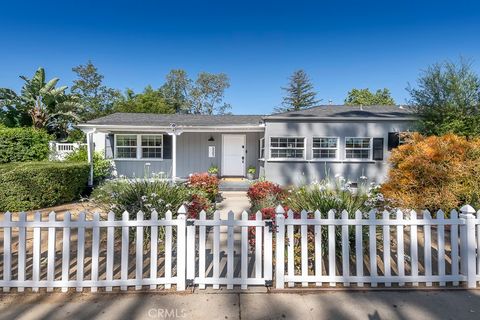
(0, 161, 89, 211)
(284, 176, 376, 214)
(247, 181, 284, 212)
(381, 133, 480, 212)
(65, 146, 111, 184)
(91, 178, 214, 221)
(0, 127, 51, 163)
(207, 165, 218, 175)
(187, 173, 219, 201)
(248, 177, 381, 271)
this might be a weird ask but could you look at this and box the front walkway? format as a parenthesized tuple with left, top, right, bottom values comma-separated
(208, 191, 251, 251)
(1, 290, 479, 320)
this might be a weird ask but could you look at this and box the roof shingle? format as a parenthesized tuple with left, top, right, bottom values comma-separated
(85, 113, 264, 127)
(265, 105, 414, 119)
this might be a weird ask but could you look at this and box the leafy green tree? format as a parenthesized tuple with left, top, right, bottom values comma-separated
(276, 70, 319, 112)
(408, 58, 480, 137)
(0, 67, 82, 139)
(71, 61, 121, 120)
(114, 86, 174, 114)
(160, 69, 191, 113)
(345, 88, 395, 106)
(189, 72, 231, 114)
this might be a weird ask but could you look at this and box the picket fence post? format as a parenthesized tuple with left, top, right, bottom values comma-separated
(275, 205, 285, 289)
(460, 205, 477, 288)
(176, 205, 187, 291)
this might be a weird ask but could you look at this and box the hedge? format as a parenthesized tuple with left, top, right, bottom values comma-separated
(0, 127, 52, 163)
(0, 162, 89, 212)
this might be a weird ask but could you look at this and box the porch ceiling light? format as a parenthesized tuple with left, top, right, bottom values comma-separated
(208, 136, 215, 142)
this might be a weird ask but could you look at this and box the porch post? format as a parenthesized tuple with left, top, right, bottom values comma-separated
(172, 133, 177, 180)
(86, 131, 94, 186)
(168, 123, 182, 181)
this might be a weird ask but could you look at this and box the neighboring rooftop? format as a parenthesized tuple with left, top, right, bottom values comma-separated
(265, 105, 415, 119)
(83, 113, 265, 127)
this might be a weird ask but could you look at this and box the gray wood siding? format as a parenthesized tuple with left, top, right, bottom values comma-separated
(114, 160, 172, 178)
(263, 120, 414, 185)
(111, 131, 263, 178)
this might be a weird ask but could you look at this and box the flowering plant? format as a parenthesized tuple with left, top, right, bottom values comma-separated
(247, 181, 284, 211)
(188, 173, 219, 201)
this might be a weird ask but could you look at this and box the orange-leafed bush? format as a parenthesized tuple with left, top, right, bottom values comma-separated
(187, 173, 219, 201)
(247, 181, 284, 212)
(381, 133, 480, 212)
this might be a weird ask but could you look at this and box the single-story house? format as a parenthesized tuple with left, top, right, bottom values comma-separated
(78, 105, 415, 186)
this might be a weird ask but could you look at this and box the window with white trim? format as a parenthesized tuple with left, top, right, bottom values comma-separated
(116, 135, 137, 159)
(312, 137, 338, 159)
(345, 137, 371, 160)
(259, 138, 265, 159)
(270, 137, 305, 159)
(141, 135, 163, 158)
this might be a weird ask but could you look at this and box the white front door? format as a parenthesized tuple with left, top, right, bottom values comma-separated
(222, 134, 246, 176)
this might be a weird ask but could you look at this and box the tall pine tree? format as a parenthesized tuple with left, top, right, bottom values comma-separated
(275, 70, 319, 112)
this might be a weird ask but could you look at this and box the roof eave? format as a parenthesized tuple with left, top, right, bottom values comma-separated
(76, 123, 265, 132)
(263, 116, 417, 121)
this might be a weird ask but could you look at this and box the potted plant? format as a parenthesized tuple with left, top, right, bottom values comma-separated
(208, 165, 219, 177)
(247, 166, 256, 180)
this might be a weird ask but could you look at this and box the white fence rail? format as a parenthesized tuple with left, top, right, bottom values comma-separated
(0, 205, 479, 292)
(187, 211, 273, 289)
(274, 206, 478, 288)
(49, 142, 86, 160)
(0, 209, 185, 292)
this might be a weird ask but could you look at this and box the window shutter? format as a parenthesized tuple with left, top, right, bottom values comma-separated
(105, 134, 114, 159)
(163, 134, 172, 159)
(387, 132, 400, 151)
(372, 138, 384, 161)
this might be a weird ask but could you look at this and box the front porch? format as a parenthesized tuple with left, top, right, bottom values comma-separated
(84, 128, 264, 185)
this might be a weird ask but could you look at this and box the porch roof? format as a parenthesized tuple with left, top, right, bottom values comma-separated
(80, 112, 264, 127)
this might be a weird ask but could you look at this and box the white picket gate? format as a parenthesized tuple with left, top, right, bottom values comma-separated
(186, 211, 273, 289)
(1, 204, 480, 292)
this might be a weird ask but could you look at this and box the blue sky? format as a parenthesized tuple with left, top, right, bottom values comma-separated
(1, 0, 479, 114)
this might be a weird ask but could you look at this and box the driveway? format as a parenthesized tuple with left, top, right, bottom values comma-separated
(0, 289, 479, 320)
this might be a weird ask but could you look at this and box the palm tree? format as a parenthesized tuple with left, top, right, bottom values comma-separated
(0, 67, 83, 138)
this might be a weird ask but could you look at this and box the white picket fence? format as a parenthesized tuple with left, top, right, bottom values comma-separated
(0, 209, 185, 292)
(274, 206, 478, 288)
(0, 205, 479, 292)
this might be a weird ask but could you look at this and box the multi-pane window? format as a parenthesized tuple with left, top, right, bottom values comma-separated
(116, 135, 137, 159)
(141, 135, 163, 158)
(259, 138, 265, 159)
(270, 137, 305, 159)
(345, 137, 371, 160)
(312, 137, 338, 159)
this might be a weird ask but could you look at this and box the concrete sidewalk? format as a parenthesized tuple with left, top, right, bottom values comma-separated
(0, 289, 479, 320)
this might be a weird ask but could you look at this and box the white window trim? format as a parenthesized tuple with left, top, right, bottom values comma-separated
(312, 136, 339, 161)
(259, 137, 265, 160)
(114, 134, 164, 161)
(114, 134, 138, 160)
(140, 134, 164, 160)
(268, 136, 306, 161)
(344, 137, 372, 161)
